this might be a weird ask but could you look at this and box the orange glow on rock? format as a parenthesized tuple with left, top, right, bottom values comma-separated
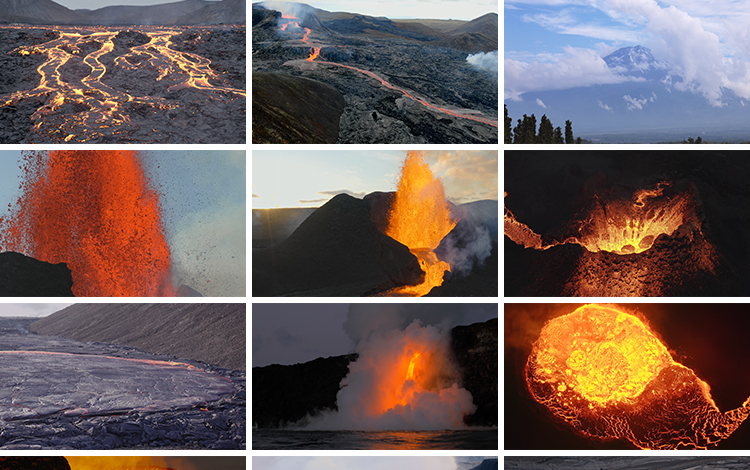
(0, 150, 175, 297)
(67, 456, 194, 470)
(526, 304, 750, 449)
(386, 152, 457, 296)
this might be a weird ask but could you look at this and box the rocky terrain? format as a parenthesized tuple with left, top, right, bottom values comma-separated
(0, 24, 245, 144)
(253, 318, 497, 428)
(0, 0, 246, 26)
(29, 303, 246, 370)
(252, 3, 498, 144)
(0, 317, 245, 450)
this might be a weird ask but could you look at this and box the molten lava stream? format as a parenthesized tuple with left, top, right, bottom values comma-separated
(525, 304, 750, 449)
(0, 150, 175, 297)
(385, 152, 457, 296)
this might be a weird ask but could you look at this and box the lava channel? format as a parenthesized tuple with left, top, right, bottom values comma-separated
(278, 15, 498, 128)
(525, 304, 750, 449)
(0, 351, 234, 421)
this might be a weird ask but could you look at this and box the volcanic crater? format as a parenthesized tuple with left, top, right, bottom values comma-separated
(504, 151, 750, 297)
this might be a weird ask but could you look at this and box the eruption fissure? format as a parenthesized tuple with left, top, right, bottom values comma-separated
(0, 150, 175, 297)
(504, 182, 700, 255)
(0, 25, 245, 143)
(277, 14, 498, 127)
(525, 304, 750, 449)
(385, 152, 457, 296)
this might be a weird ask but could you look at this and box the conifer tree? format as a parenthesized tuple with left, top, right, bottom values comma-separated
(554, 126, 563, 143)
(565, 120, 574, 144)
(504, 105, 513, 144)
(538, 115, 554, 143)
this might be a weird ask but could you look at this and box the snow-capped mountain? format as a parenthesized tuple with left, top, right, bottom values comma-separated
(505, 45, 750, 142)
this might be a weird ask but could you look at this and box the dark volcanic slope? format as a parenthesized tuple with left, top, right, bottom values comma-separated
(169, 0, 246, 25)
(0, 0, 79, 24)
(0, 252, 74, 297)
(253, 193, 423, 296)
(0, 458, 70, 470)
(252, 72, 345, 144)
(29, 304, 245, 370)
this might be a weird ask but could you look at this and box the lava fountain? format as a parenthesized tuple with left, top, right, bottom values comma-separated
(0, 150, 175, 297)
(305, 320, 476, 430)
(525, 304, 750, 449)
(386, 152, 457, 296)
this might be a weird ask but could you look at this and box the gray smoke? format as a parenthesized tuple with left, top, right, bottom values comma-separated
(466, 50, 498, 74)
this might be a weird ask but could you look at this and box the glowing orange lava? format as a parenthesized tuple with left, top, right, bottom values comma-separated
(526, 304, 750, 449)
(505, 182, 699, 254)
(386, 152, 457, 296)
(0, 25, 245, 143)
(67, 456, 192, 470)
(277, 16, 498, 127)
(0, 150, 175, 297)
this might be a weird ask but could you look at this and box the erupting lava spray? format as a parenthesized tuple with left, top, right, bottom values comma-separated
(305, 320, 476, 430)
(386, 152, 457, 296)
(0, 150, 175, 296)
(526, 304, 750, 449)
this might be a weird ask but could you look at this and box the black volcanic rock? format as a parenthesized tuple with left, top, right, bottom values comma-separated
(252, 353, 357, 428)
(470, 460, 499, 470)
(362, 190, 395, 233)
(252, 193, 423, 296)
(0, 252, 74, 296)
(252, 72, 345, 144)
(252, 319, 498, 428)
(451, 318, 498, 426)
(0, 457, 70, 470)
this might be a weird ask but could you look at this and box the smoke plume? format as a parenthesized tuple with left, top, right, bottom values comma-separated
(467, 50, 498, 73)
(300, 305, 490, 430)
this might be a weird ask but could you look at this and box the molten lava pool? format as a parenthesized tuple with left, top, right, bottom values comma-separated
(510, 304, 750, 449)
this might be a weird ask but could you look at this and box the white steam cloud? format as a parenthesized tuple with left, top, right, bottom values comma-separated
(303, 319, 476, 430)
(439, 220, 492, 275)
(466, 50, 498, 73)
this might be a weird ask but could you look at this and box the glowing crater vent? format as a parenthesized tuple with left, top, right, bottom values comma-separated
(526, 304, 750, 449)
(576, 182, 695, 255)
(504, 181, 700, 255)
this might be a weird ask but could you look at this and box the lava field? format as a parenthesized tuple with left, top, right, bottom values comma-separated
(0, 318, 245, 450)
(252, 5, 498, 144)
(0, 25, 246, 144)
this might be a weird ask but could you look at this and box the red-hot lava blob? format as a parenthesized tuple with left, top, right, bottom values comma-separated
(1, 150, 174, 296)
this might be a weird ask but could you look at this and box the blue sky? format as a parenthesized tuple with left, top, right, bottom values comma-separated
(252, 150, 498, 209)
(0, 151, 245, 297)
(505, 0, 750, 106)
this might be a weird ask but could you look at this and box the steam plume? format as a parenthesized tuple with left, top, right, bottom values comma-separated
(467, 51, 498, 73)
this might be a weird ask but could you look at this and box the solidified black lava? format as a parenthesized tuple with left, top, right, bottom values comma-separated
(252, 319, 498, 428)
(252, 5, 498, 144)
(0, 317, 245, 450)
(0, 457, 70, 470)
(0, 251, 74, 296)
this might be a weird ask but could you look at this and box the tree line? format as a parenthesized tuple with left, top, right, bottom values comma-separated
(504, 105, 583, 144)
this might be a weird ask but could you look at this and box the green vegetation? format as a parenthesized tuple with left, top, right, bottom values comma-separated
(504, 105, 581, 144)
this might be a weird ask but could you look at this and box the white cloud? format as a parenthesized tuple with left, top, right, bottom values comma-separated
(536, 98, 548, 108)
(597, 100, 613, 111)
(505, 47, 639, 99)
(623, 92, 657, 110)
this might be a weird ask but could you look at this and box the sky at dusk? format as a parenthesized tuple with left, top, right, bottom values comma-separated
(252, 150, 498, 209)
(505, 0, 750, 106)
(252, 303, 498, 367)
(0, 151, 245, 297)
(261, 0, 497, 21)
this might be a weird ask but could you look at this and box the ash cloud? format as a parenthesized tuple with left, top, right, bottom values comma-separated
(467, 50, 498, 74)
